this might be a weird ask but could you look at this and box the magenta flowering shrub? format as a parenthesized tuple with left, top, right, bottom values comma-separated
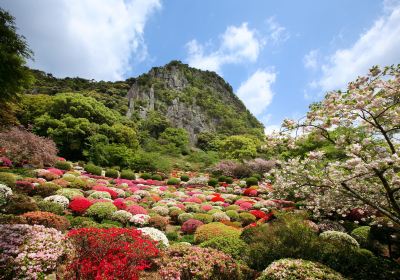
(0, 224, 72, 279)
(181, 219, 204, 234)
(156, 244, 240, 280)
(0, 156, 12, 167)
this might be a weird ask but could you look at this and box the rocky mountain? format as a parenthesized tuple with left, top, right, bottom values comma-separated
(125, 61, 264, 143)
(26, 61, 264, 144)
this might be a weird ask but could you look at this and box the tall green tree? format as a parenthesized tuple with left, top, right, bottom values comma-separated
(0, 8, 33, 125)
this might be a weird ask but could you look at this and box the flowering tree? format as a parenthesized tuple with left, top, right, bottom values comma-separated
(268, 65, 400, 225)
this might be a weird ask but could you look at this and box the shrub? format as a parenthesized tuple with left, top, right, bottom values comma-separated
(251, 173, 262, 181)
(69, 197, 93, 214)
(0, 213, 27, 224)
(167, 178, 180, 185)
(55, 160, 72, 171)
(239, 212, 257, 226)
(22, 211, 70, 231)
(69, 216, 99, 229)
(194, 222, 241, 244)
(246, 158, 275, 174)
(212, 212, 231, 222)
(56, 188, 83, 200)
(15, 180, 35, 195)
(151, 174, 163, 181)
(180, 175, 190, 182)
(193, 213, 213, 224)
(245, 177, 258, 187)
(0, 183, 12, 207)
(126, 204, 148, 215)
(105, 168, 119, 178)
(0, 172, 17, 188)
(242, 213, 320, 270)
(226, 210, 240, 221)
(0, 224, 71, 279)
(111, 210, 133, 225)
(178, 213, 193, 224)
(351, 226, 371, 248)
(225, 176, 233, 184)
(232, 164, 252, 178)
(85, 163, 102, 175)
(200, 236, 248, 260)
(33, 182, 61, 197)
(38, 200, 64, 215)
(120, 169, 136, 180)
(139, 227, 169, 247)
(0, 127, 58, 167)
(218, 175, 227, 182)
(89, 190, 112, 200)
(257, 258, 345, 280)
(44, 195, 70, 209)
(181, 219, 204, 234)
(140, 173, 151, 179)
(208, 178, 218, 187)
(4, 193, 39, 214)
(86, 202, 118, 221)
(148, 215, 169, 230)
(156, 244, 242, 280)
(320, 231, 359, 248)
(69, 178, 90, 190)
(66, 228, 159, 280)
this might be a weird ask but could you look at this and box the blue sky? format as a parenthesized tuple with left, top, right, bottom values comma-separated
(2, 0, 400, 133)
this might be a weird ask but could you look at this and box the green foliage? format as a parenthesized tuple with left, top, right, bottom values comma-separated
(140, 173, 151, 179)
(193, 213, 213, 224)
(167, 178, 180, 185)
(32, 183, 61, 197)
(194, 222, 241, 244)
(84, 163, 102, 176)
(55, 161, 72, 171)
(105, 169, 119, 178)
(0, 8, 33, 125)
(208, 178, 218, 187)
(120, 169, 136, 180)
(180, 175, 190, 182)
(130, 151, 172, 173)
(246, 177, 258, 186)
(0, 172, 17, 188)
(218, 135, 258, 160)
(4, 193, 38, 215)
(320, 231, 359, 248)
(351, 226, 371, 248)
(37, 200, 64, 215)
(200, 236, 248, 260)
(239, 212, 257, 226)
(158, 127, 189, 155)
(226, 210, 240, 221)
(151, 174, 163, 181)
(86, 202, 117, 222)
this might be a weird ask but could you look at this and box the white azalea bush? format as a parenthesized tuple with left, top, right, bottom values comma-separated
(44, 195, 70, 209)
(0, 183, 12, 207)
(138, 227, 169, 247)
(268, 65, 400, 225)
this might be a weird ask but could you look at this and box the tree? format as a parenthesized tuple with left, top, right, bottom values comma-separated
(158, 127, 189, 154)
(268, 65, 400, 225)
(0, 8, 33, 125)
(219, 135, 258, 160)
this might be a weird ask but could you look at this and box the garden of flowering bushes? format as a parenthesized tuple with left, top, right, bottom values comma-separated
(1, 155, 400, 279)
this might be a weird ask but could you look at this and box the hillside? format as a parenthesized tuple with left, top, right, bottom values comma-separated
(26, 61, 264, 144)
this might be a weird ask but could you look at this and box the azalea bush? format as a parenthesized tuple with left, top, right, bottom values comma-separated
(156, 244, 242, 280)
(268, 65, 400, 225)
(66, 227, 159, 280)
(0, 224, 72, 279)
(22, 210, 70, 231)
(0, 127, 58, 167)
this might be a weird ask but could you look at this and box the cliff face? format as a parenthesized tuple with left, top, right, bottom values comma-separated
(126, 61, 263, 143)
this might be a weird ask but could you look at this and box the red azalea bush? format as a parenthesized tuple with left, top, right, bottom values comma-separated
(15, 180, 35, 194)
(113, 198, 127, 210)
(66, 228, 159, 280)
(250, 210, 267, 219)
(69, 197, 93, 214)
(181, 219, 204, 234)
(211, 195, 225, 202)
(22, 211, 70, 231)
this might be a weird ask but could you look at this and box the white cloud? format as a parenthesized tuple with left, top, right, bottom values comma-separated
(266, 17, 290, 44)
(1, 0, 161, 80)
(303, 49, 319, 70)
(318, 4, 400, 91)
(186, 23, 264, 73)
(237, 70, 276, 116)
(264, 124, 281, 135)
